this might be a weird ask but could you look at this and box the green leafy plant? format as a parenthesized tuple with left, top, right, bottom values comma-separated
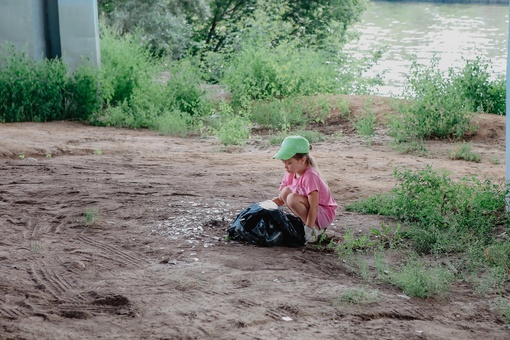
(30, 241, 44, 253)
(336, 229, 379, 257)
(83, 207, 100, 227)
(390, 140, 429, 156)
(250, 98, 308, 131)
(0, 43, 101, 123)
(211, 101, 251, 146)
(489, 156, 501, 165)
(452, 55, 506, 115)
(389, 57, 477, 144)
(347, 166, 508, 254)
(390, 258, 454, 298)
(448, 143, 481, 163)
(334, 287, 381, 305)
(370, 223, 403, 249)
(495, 297, 510, 323)
(352, 103, 376, 144)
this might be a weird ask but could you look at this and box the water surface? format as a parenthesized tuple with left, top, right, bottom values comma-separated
(346, 2, 509, 96)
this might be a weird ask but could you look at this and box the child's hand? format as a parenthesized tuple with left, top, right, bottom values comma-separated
(272, 197, 284, 206)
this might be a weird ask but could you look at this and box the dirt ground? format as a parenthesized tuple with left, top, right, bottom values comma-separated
(1, 95, 509, 339)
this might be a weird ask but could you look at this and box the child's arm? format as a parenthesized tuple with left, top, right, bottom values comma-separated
(306, 190, 319, 228)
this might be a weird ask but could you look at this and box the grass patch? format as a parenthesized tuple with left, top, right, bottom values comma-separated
(344, 164, 509, 298)
(389, 258, 454, 298)
(335, 287, 382, 305)
(448, 143, 481, 163)
(83, 207, 100, 228)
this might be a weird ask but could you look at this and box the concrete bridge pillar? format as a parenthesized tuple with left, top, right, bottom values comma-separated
(0, 0, 100, 71)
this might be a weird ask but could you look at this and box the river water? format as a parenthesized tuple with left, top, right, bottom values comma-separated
(345, 1, 509, 97)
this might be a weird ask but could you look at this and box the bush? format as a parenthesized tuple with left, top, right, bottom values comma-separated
(63, 64, 103, 121)
(222, 41, 340, 105)
(211, 101, 251, 146)
(346, 166, 508, 254)
(95, 31, 211, 131)
(99, 27, 159, 107)
(390, 258, 454, 298)
(389, 57, 476, 143)
(250, 98, 308, 131)
(0, 44, 101, 123)
(452, 56, 506, 115)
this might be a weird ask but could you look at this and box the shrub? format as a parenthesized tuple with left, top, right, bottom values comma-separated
(390, 258, 454, 298)
(0, 45, 66, 122)
(346, 166, 508, 254)
(99, 27, 159, 106)
(390, 57, 476, 143)
(447, 143, 481, 163)
(222, 41, 340, 106)
(63, 63, 103, 121)
(452, 56, 506, 115)
(211, 101, 251, 146)
(95, 31, 211, 130)
(165, 58, 212, 117)
(250, 98, 308, 131)
(0, 44, 101, 122)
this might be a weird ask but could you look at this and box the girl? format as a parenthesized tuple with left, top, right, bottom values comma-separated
(272, 136, 337, 243)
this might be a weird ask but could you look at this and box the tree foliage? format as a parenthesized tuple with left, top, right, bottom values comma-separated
(98, 0, 367, 58)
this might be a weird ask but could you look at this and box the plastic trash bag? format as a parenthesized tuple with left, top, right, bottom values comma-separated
(227, 200, 306, 247)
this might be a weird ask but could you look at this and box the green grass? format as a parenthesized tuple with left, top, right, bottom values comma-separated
(344, 164, 509, 299)
(83, 207, 100, 227)
(334, 287, 382, 305)
(389, 258, 454, 298)
(448, 143, 481, 163)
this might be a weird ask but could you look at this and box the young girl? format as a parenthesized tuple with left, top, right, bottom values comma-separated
(272, 136, 337, 243)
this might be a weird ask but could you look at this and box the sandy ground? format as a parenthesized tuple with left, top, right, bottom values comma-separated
(1, 95, 509, 339)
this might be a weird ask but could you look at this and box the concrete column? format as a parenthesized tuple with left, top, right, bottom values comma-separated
(57, 0, 101, 70)
(0, 0, 47, 61)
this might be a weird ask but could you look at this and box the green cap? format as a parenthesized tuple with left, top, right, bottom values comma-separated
(273, 136, 310, 160)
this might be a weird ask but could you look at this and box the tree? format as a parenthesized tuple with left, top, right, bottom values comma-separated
(98, 0, 210, 58)
(198, 0, 367, 53)
(98, 0, 367, 58)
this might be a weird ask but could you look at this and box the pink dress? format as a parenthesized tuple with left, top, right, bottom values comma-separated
(278, 166, 337, 229)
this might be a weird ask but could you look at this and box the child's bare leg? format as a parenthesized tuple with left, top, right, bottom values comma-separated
(286, 193, 312, 226)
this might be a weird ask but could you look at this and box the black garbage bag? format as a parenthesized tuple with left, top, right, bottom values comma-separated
(227, 200, 306, 247)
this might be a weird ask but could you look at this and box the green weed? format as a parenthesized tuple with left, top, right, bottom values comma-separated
(495, 297, 510, 323)
(334, 287, 381, 305)
(471, 266, 507, 295)
(390, 140, 429, 156)
(250, 98, 308, 131)
(390, 258, 454, 298)
(83, 207, 100, 227)
(30, 241, 44, 253)
(336, 229, 379, 257)
(347, 166, 508, 255)
(389, 57, 477, 143)
(211, 101, 251, 146)
(453, 55, 506, 115)
(448, 143, 481, 163)
(489, 156, 501, 165)
(370, 223, 403, 249)
(352, 99, 376, 144)
(0, 44, 100, 123)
